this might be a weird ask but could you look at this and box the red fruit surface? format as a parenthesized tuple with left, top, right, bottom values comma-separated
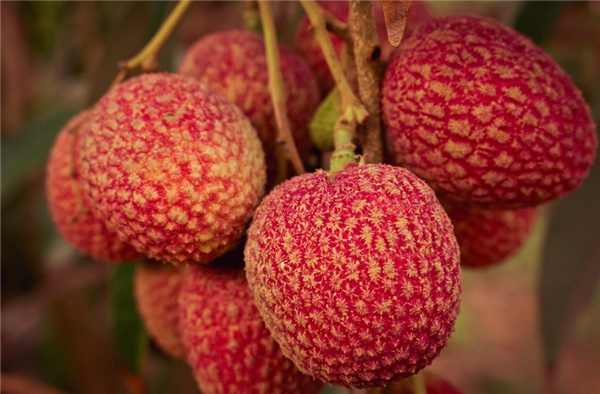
(294, 0, 433, 94)
(134, 261, 185, 359)
(178, 29, 319, 178)
(382, 15, 597, 208)
(179, 260, 323, 394)
(45, 110, 139, 262)
(442, 200, 538, 269)
(245, 164, 461, 388)
(78, 73, 266, 265)
(384, 371, 462, 394)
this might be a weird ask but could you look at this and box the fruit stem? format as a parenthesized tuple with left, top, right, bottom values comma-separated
(349, 0, 383, 164)
(243, 0, 262, 33)
(109, 0, 193, 90)
(330, 117, 357, 172)
(300, 0, 368, 126)
(259, 0, 306, 175)
(411, 373, 427, 394)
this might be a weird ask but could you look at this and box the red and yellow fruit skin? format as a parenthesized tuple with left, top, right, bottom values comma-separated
(78, 73, 266, 265)
(134, 261, 185, 359)
(45, 110, 139, 262)
(294, 0, 433, 95)
(441, 200, 538, 269)
(245, 164, 461, 388)
(179, 262, 323, 394)
(382, 15, 597, 209)
(384, 371, 462, 394)
(178, 29, 319, 178)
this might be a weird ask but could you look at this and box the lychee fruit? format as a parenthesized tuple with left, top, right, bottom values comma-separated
(134, 261, 185, 359)
(382, 15, 597, 209)
(45, 110, 139, 262)
(245, 163, 462, 388)
(78, 73, 266, 265)
(178, 256, 323, 394)
(441, 199, 538, 269)
(383, 371, 462, 394)
(178, 29, 320, 180)
(294, 0, 433, 95)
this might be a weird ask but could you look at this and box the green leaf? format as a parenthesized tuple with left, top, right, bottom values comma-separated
(513, 1, 568, 45)
(540, 157, 600, 372)
(1, 109, 79, 209)
(110, 264, 148, 375)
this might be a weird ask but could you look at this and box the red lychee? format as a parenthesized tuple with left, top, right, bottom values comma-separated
(245, 164, 461, 388)
(134, 261, 185, 359)
(178, 258, 323, 394)
(383, 371, 462, 394)
(178, 29, 320, 180)
(441, 200, 538, 269)
(78, 73, 266, 265)
(294, 0, 433, 95)
(382, 15, 597, 209)
(45, 110, 139, 262)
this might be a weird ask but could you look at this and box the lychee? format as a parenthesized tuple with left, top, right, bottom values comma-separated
(178, 256, 323, 394)
(178, 29, 320, 179)
(382, 15, 597, 209)
(245, 163, 461, 388)
(45, 110, 139, 262)
(441, 200, 538, 269)
(383, 371, 462, 394)
(78, 73, 266, 265)
(134, 261, 185, 359)
(294, 0, 433, 95)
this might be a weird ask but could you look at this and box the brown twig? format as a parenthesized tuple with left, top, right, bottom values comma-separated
(259, 0, 306, 175)
(349, 0, 383, 164)
(323, 9, 352, 51)
(0, 373, 71, 394)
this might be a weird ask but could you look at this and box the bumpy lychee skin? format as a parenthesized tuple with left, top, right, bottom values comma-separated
(78, 73, 266, 265)
(441, 200, 538, 269)
(245, 164, 461, 388)
(134, 261, 185, 359)
(179, 260, 323, 394)
(382, 15, 597, 209)
(45, 110, 139, 262)
(384, 371, 462, 394)
(178, 29, 320, 177)
(294, 0, 433, 94)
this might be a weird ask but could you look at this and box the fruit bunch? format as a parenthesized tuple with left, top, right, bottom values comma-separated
(44, 1, 597, 393)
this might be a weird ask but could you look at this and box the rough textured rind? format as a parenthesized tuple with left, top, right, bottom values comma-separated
(179, 260, 323, 394)
(245, 164, 461, 388)
(294, 0, 433, 94)
(178, 29, 319, 180)
(383, 371, 462, 394)
(441, 199, 538, 269)
(78, 73, 266, 265)
(45, 110, 139, 262)
(382, 15, 597, 208)
(134, 261, 185, 359)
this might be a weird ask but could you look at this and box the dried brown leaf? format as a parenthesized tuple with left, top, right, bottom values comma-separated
(381, 0, 412, 47)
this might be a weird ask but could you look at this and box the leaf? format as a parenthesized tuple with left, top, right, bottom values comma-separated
(110, 264, 148, 375)
(513, 1, 568, 45)
(381, 0, 412, 48)
(540, 156, 600, 373)
(1, 109, 79, 209)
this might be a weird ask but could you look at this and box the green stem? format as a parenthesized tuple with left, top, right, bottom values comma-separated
(109, 0, 193, 89)
(411, 373, 427, 394)
(330, 117, 356, 172)
(259, 0, 306, 175)
(243, 0, 262, 33)
(300, 0, 368, 125)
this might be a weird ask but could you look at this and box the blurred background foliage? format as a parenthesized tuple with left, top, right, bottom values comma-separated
(1, 2, 599, 394)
